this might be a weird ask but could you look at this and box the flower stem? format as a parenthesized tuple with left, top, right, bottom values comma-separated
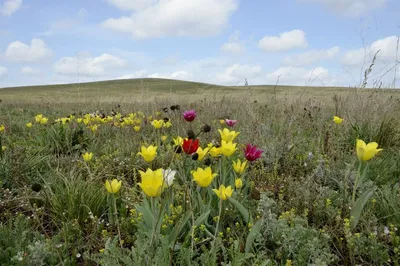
(352, 162, 363, 204)
(112, 194, 122, 248)
(213, 199, 223, 243)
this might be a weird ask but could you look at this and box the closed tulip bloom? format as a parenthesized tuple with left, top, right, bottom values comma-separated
(151, 119, 164, 129)
(138, 145, 158, 162)
(182, 138, 199, 154)
(35, 114, 43, 123)
(220, 140, 237, 157)
(209, 146, 221, 157)
(82, 152, 94, 162)
(162, 168, 177, 187)
(0, 125, 4, 132)
(163, 121, 172, 128)
(138, 169, 164, 197)
(196, 147, 210, 161)
(192, 167, 217, 187)
(26, 123, 33, 128)
(161, 135, 167, 142)
(183, 109, 196, 122)
(40, 117, 48, 125)
(232, 159, 247, 174)
(218, 128, 240, 142)
(244, 144, 263, 161)
(213, 185, 234, 200)
(173, 136, 184, 146)
(235, 178, 243, 189)
(134, 126, 141, 132)
(333, 116, 344, 124)
(356, 139, 383, 161)
(104, 179, 122, 194)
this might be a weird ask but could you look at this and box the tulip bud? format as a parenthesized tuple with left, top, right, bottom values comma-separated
(187, 129, 195, 139)
(201, 124, 211, 133)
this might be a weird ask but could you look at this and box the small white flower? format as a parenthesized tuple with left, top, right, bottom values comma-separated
(162, 169, 177, 187)
(384, 226, 390, 235)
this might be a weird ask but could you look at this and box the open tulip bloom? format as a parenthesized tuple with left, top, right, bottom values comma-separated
(183, 109, 196, 122)
(244, 144, 263, 161)
(356, 139, 383, 162)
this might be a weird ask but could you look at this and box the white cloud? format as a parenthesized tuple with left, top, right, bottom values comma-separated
(0, 0, 22, 16)
(216, 64, 261, 84)
(102, 0, 238, 39)
(106, 0, 155, 11)
(148, 70, 194, 80)
(265, 66, 330, 86)
(54, 53, 127, 77)
(21, 66, 40, 75)
(300, 0, 387, 17)
(258, 30, 308, 52)
(0, 66, 7, 78)
(284, 46, 340, 66)
(116, 69, 148, 79)
(342, 36, 399, 66)
(221, 31, 246, 54)
(4, 38, 52, 62)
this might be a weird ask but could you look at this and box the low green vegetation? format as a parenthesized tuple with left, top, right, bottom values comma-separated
(0, 79, 399, 265)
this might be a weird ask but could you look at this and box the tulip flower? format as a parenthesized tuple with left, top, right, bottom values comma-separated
(104, 179, 122, 194)
(26, 122, 33, 128)
(0, 125, 4, 132)
(196, 147, 210, 161)
(134, 126, 141, 132)
(162, 168, 177, 187)
(151, 119, 164, 129)
(161, 135, 167, 142)
(232, 159, 247, 174)
(218, 128, 240, 142)
(213, 185, 234, 200)
(173, 136, 184, 146)
(163, 121, 172, 128)
(220, 140, 237, 157)
(138, 169, 164, 197)
(244, 144, 263, 161)
(183, 109, 196, 122)
(235, 178, 243, 189)
(82, 152, 94, 162)
(35, 114, 43, 123)
(225, 119, 238, 127)
(182, 138, 199, 154)
(209, 146, 221, 157)
(40, 117, 48, 125)
(137, 145, 158, 162)
(192, 167, 217, 187)
(333, 116, 343, 124)
(356, 139, 383, 161)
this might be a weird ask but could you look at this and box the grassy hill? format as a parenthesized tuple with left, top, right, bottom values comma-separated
(0, 78, 397, 104)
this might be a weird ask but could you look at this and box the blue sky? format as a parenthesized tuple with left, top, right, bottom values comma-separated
(0, 0, 399, 88)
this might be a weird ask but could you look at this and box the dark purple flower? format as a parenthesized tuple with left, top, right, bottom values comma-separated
(244, 144, 263, 161)
(183, 109, 196, 122)
(225, 119, 238, 127)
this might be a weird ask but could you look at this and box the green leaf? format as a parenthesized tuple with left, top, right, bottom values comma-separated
(245, 219, 263, 253)
(350, 187, 375, 229)
(168, 211, 191, 245)
(228, 197, 253, 224)
(194, 209, 210, 226)
(136, 198, 155, 229)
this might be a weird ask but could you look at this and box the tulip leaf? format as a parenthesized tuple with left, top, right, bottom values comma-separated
(350, 187, 375, 230)
(194, 209, 210, 226)
(245, 219, 263, 253)
(228, 197, 253, 224)
(168, 211, 191, 245)
(136, 199, 155, 229)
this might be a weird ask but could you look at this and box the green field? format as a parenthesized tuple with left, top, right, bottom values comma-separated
(0, 79, 400, 265)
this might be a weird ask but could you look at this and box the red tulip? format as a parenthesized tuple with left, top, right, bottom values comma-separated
(244, 144, 263, 161)
(183, 138, 200, 154)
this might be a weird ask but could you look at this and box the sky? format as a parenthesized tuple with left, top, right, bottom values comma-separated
(0, 0, 399, 88)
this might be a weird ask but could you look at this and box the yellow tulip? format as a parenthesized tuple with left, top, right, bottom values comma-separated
(138, 169, 164, 197)
(163, 121, 172, 128)
(232, 159, 247, 174)
(26, 123, 32, 128)
(90, 124, 98, 132)
(76, 118, 83, 123)
(196, 147, 210, 161)
(356, 139, 383, 161)
(218, 128, 240, 142)
(173, 136, 184, 146)
(151, 119, 164, 129)
(209, 146, 221, 157)
(219, 119, 225, 125)
(192, 167, 217, 187)
(82, 152, 94, 162)
(40, 117, 48, 125)
(134, 126, 141, 132)
(138, 145, 157, 162)
(220, 140, 237, 157)
(35, 114, 43, 123)
(161, 135, 167, 142)
(0, 125, 4, 132)
(333, 116, 344, 124)
(104, 179, 122, 194)
(212, 185, 234, 200)
(235, 178, 243, 189)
